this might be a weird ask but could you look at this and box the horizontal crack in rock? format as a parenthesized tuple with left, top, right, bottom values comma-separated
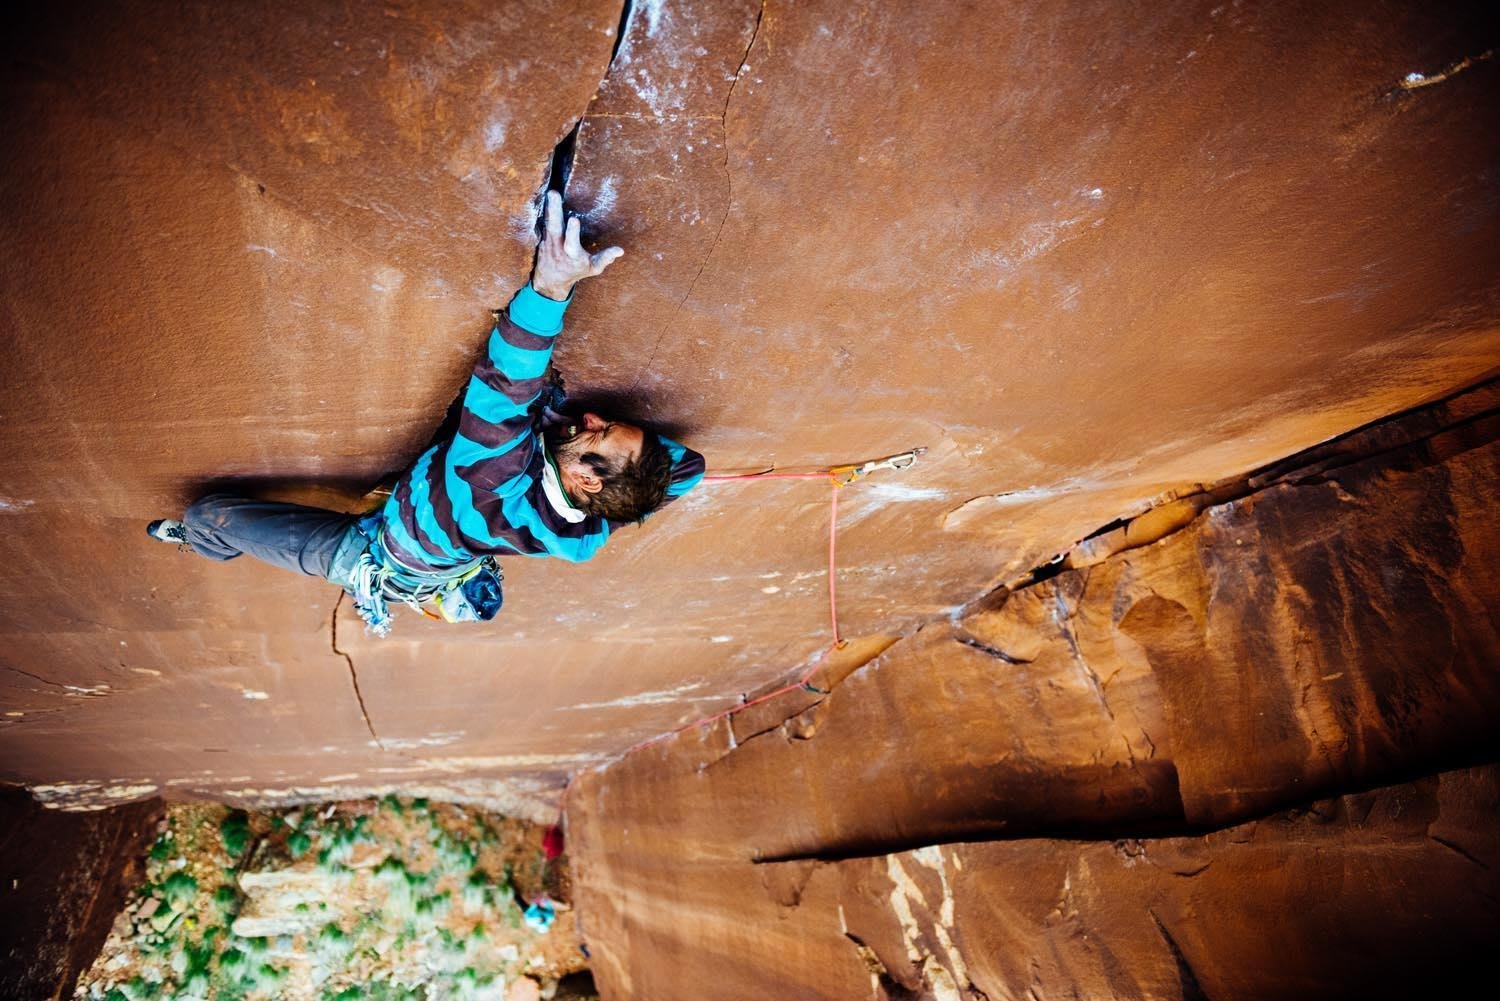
(954, 633, 1028, 664)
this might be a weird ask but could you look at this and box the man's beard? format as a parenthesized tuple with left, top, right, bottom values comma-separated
(553, 435, 587, 468)
(545, 423, 604, 514)
(549, 424, 615, 483)
(544, 421, 583, 461)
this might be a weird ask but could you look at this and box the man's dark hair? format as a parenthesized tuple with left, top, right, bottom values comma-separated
(576, 431, 672, 523)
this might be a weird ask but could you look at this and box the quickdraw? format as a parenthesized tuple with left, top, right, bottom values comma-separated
(829, 446, 927, 486)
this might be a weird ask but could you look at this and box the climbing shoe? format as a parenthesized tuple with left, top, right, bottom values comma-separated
(146, 519, 188, 545)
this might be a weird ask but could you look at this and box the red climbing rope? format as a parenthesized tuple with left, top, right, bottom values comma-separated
(827, 482, 842, 647)
(562, 452, 920, 812)
(701, 470, 834, 481)
(638, 640, 840, 751)
(700, 466, 845, 648)
(603, 467, 847, 759)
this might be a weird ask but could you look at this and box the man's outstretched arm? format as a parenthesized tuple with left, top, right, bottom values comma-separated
(446, 193, 622, 500)
(530, 190, 624, 304)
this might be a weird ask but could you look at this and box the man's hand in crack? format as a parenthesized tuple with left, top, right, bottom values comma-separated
(531, 190, 623, 302)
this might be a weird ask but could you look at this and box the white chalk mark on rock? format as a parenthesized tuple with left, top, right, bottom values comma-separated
(558, 681, 718, 711)
(887, 848, 969, 1001)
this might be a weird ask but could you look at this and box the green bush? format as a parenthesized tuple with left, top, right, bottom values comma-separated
(213, 885, 239, 914)
(219, 811, 251, 857)
(219, 947, 248, 977)
(288, 830, 312, 859)
(160, 871, 198, 912)
(147, 834, 174, 862)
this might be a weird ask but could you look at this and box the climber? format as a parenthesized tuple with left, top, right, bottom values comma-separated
(145, 191, 705, 633)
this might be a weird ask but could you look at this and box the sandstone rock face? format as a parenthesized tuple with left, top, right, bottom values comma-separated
(0, 788, 163, 1000)
(570, 765, 1500, 1000)
(565, 381, 1500, 998)
(2, 0, 1497, 809)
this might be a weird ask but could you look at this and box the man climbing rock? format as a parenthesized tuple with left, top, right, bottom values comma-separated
(147, 192, 705, 633)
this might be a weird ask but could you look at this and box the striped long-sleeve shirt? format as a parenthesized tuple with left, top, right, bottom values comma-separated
(378, 284, 705, 575)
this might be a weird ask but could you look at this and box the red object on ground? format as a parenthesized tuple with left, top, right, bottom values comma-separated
(543, 824, 565, 860)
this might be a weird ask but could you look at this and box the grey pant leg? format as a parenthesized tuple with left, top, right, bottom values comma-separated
(182, 493, 358, 579)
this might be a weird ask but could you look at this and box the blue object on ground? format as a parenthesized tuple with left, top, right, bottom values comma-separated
(523, 899, 555, 934)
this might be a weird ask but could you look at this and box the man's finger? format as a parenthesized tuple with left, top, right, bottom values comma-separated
(590, 246, 625, 274)
(564, 216, 583, 256)
(545, 191, 563, 240)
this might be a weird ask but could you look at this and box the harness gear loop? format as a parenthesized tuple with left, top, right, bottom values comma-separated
(339, 514, 502, 633)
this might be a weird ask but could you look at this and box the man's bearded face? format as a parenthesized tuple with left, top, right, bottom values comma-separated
(548, 412, 644, 479)
(550, 424, 601, 474)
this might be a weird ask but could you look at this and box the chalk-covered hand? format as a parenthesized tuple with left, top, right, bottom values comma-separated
(531, 190, 624, 301)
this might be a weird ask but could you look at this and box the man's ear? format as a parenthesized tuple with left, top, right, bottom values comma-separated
(576, 472, 603, 495)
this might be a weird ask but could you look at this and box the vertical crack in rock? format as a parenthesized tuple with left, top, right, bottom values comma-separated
(843, 932, 920, 1000)
(607, 0, 636, 64)
(330, 592, 387, 753)
(1297, 669, 1343, 776)
(546, 122, 579, 198)
(699, 0, 767, 255)
(1050, 579, 1116, 718)
(534, 0, 633, 216)
(1051, 576, 1143, 769)
(1027, 958, 1046, 1001)
(1428, 833, 1491, 870)
(630, 0, 767, 392)
(1149, 909, 1210, 1001)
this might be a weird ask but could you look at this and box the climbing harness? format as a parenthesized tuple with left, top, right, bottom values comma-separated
(334, 513, 503, 635)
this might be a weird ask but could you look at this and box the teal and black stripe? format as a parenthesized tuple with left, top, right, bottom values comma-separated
(380, 284, 704, 574)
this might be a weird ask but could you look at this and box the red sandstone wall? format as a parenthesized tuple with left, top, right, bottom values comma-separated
(0, 787, 163, 1000)
(2, 1, 1497, 814)
(566, 383, 1500, 999)
(568, 765, 1500, 999)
